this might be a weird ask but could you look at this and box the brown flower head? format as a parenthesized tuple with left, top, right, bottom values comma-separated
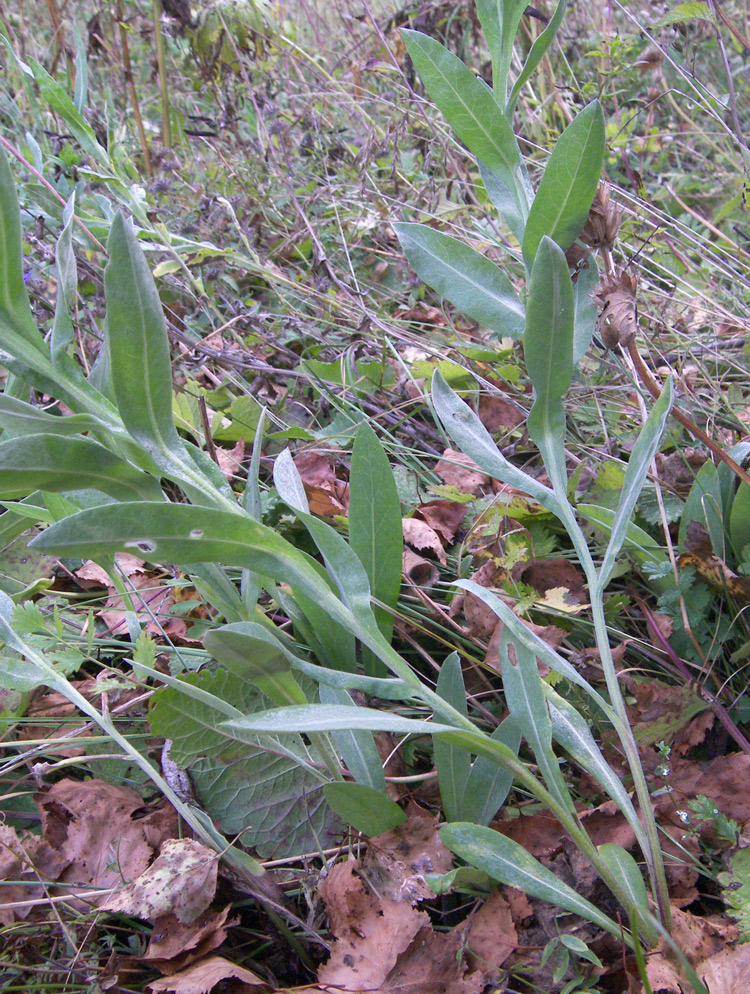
(580, 184, 623, 249)
(594, 267, 638, 350)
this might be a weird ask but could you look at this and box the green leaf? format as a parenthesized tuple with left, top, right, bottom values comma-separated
(402, 29, 529, 229)
(272, 447, 309, 513)
(475, 0, 528, 108)
(730, 483, 750, 561)
(0, 396, 107, 436)
(434, 652, 470, 821)
(461, 717, 521, 826)
(524, 236, 575, 488)
(679, 459, 724, 557)
(323, 782, 406, 836)
(598, 379, 673, 589)
(597, 843, 650, 918)
(431, 370, 561, 516)
(28, 502, 419, 688)
(348, 421, 403, 652)
(320, 685, 387, 792)
(499, 628, 575, 815)
(104, 215, 185, 466)
(522, 102, 605, 267)
(0, 434, 164, 502)
(545, 687, 648, 854)
(51, 194, 77, 364)
(573, 256, 599, 363)
(203, 622, 308, 707)
(577, 503, 671, 589)
(507, 0, 568, 116)
(440, 822, 626, 942)
(150, 667, 338, 859)
(221, 704, 458, 740)
(0, 145, 44, 350)
(29, 58, 109, 169)
(393, 223, 525, 339)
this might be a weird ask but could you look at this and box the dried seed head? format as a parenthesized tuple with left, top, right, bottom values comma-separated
(594, 267, 638, 349)
(580, 184, 623, 249)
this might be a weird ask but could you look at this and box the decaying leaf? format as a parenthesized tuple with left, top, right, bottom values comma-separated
(434, 448, 491, 497)
(142, 905, 236, 973)
(147, 954, 265, 992)
(579, 183, 623, 249)
(102, 838, 218, 924)
(402, 517, 446, 564)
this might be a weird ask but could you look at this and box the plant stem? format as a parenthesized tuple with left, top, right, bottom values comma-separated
(152, 0, 172, 147)
(116, 0, 153, 176)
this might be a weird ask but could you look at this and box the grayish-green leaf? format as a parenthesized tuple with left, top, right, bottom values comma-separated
(476, 0, 527, 108)
(0, 396, 107, 436)
(320, 685, 387, 792)
(462, 717, 521, 826)
(597, 843, 650, 917)
(0, 434, 163, 502)
(599, 379, 673, 589)
(431, 370, 560, 515)
(0, 145, 44, 350)
(221, 704, 458, 740)
(272, 447, 309, 514)
(507, 0, 568, 116)
(51, 193, 77, 363)
(573, 256, 599, 363)
(522, 102, 605, 267)
(402, 29, 529, 225)
(440, 822, 627, 942)
(434, 651, 470, 821)
(394, 223, 525, 338)
(679, 458, 724, 557)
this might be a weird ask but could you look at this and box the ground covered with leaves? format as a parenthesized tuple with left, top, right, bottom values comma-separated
(2, 1, 750, 992)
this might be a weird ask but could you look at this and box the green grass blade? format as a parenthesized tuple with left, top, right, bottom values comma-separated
(440, 822, 629, 944)
(393, 223, 525, 338)
(522, 102, 604, 267)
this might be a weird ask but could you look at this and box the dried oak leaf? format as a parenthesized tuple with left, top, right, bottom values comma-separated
(594, 267, 638, 349)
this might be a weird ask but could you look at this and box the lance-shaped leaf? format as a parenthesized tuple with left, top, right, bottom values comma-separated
(221, 704, 459, 740)
(0, 396, 106, 436)
(324, 782, 406, 836)
(461, 717, 521, 826)
(522, 102, 604, 267)
(0, 434, 163, 502)
(476, 0, 528, 108)
(0, 145, 44, 351)
(402, 29, 529, 231)
(440, 822, 629, 944)
(348, 421, 403, 646)
(524, 237, 574, 491)
(434, 652, 470, 821)
(507, 0, 568, 117)
(394, 223, 525, 338)
(28, 502, 419, 688)
(51, 193, 77, 364)
(29, 58, 110, 170)
(320, 685, 387, 792)
(598, 379, 673, 590)
(499, 629, 575, 815)
(431, 370, 561, 516)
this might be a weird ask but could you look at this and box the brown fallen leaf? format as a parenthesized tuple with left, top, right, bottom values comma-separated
(361, 814, 453, 904)
(511, 557, 588, 606)
(215, 438, 245, 483)
(33, 779, 177, 902)
(415, 499, 467, 545)
(102, 838, 218, 924)
(402, 548, 439, 588)
(434, 449, 490, 497)
(382, 924, 485, 993)
(646, 906, 738, 992)
(478, 394, 525, 433)
(699, 941, 750, 993)
(0, 823, 68, 923)
(402, 517, 446, 564)
(464, 888, 517, 981)
(147, 954, 266, 992)
(317, 860, 427, 989)
(143, 905, 237, 973)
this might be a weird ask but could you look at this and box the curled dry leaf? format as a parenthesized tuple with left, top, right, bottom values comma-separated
(143, 905, 236, 973)
(579, 184, 623, 249)
(402, 547, 440, 588)
(147, 954, 265, 993)
(594, 267, 638, 350)
(415, 499, 468, 545)
(402, 517, 446, 564)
